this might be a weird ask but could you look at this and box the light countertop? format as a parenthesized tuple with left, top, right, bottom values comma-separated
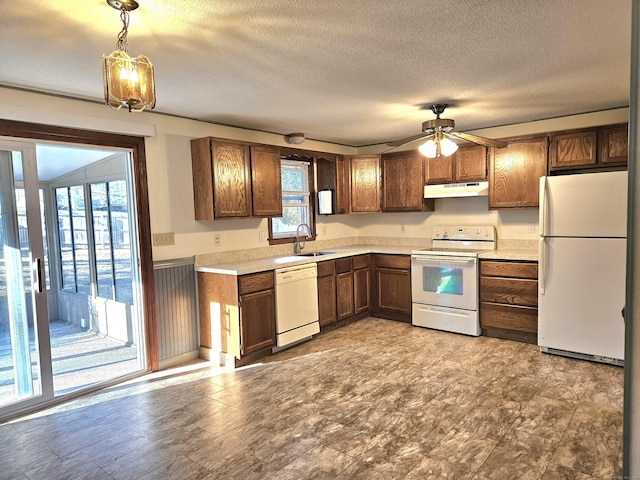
(479, 249, 538, 262)
(195, 245, 417, 276)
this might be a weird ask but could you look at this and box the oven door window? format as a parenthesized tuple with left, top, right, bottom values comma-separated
(423, 266, 463, 295)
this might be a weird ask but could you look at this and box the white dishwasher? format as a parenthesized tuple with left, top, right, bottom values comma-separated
(274, 263, 320, 349)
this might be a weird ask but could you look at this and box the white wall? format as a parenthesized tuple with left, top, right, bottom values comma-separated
(0, 87, 629, 260)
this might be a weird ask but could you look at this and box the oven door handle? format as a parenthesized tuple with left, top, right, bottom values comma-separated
(411, 255, 476, 264)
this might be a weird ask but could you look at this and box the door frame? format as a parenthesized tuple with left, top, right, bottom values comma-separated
(0, 119, 158, 371)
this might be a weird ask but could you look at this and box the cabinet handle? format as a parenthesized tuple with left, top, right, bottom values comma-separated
(538, 238, 546, 295)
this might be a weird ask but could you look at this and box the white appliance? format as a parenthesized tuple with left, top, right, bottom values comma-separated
(411, 225, 496, 336)
(538, 170, 627, 364)
(423, 181, 489, 199)
(274, 263, 320, 349)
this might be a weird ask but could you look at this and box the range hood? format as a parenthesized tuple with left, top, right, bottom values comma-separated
(423, 181, 489, 199)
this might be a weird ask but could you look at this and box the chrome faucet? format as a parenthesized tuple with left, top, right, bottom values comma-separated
(294, 223, 311, 254)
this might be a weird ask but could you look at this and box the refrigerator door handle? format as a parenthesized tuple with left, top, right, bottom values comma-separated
(539, 176, 548, 237)
(538, 237, 546, 294)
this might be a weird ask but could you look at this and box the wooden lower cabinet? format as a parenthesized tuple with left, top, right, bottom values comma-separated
(371, 254, 411, 322)
(197, 270, 276, 366)
(479, 259, 538, 344)
(317, 260, 337, 327)
(334, 257, 356, 321)
(353, 255, 371, 315)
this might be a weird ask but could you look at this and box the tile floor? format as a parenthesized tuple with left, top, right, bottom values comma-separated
(0, 317, 624, 479)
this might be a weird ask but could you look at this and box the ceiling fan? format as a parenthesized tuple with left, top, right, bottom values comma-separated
(387, 104, 507, 157)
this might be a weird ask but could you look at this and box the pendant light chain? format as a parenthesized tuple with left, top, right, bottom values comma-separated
(116, 8, 130, 53)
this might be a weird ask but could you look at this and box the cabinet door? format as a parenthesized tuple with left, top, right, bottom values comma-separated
(374, 267, 411, 316)
(335, 155, 351, 214)
(425, 156, 453, 184)
(250, 145, 282, 217)
(212, 140, 253, 217)
(454, 145, 487, 182)
(317, 274, 337, 327)
(336, 271, 354, 319)
(382, 151, 425, 212)
(353, 267, 370, 315)
(240, 289, 276, 356)
(549, 130, 597, 170)
(599, 124, 628, 165)
(350, 155, 381, 213)
(489, 137, 548, 209)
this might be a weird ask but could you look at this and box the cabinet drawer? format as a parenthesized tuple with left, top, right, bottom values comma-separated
(480, 261, 538, 279)
(317, 260, 336, 277)
(353, 254, 371, 270)
(335, 257, 353, 274)
(480, 302, 538, 334)
(480, 277, 538, 307)
(239, 271, 274, 295)
(375, 254, 410, 270)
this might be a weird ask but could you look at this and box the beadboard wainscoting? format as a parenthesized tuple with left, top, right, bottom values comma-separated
(154, 258, 200, 369)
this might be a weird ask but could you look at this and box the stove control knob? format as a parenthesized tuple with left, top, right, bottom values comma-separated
(484, 229, 490, 237)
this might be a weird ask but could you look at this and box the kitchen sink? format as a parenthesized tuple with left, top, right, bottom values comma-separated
(297, 251, 336, 257)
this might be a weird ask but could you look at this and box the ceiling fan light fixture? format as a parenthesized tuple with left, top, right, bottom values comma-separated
(439, 137, 459, 156)
(419, 138, 438, 158)
(102, 0, 156, 112)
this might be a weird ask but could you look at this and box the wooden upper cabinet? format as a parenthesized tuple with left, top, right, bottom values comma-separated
(350, 155, 381, 213)
(382, 150, 426, 212)
(191, 137, 252, 220)
(424, 145, 487, 184)
(454, 145, 488, 182)
(425, 156, 453, 184)
(549, 129, 597, 170)
(489, 136, 548, 209)
(335, 155, 351, 214)
(250, 145, 282, 217)
(599, 124, 628, 165)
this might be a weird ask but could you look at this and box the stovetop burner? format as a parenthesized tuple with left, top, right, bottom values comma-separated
(411, 225, 497, 257)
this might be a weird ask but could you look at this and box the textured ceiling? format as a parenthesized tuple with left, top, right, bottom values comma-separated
(0, 0, 632, 146)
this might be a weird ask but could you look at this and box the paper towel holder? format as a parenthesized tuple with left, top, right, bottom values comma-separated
(317, 189, 334, 215)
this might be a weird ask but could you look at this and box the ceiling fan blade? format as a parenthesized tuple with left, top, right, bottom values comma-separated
(386, 133, 429, 147)
(449, 131, 508, 148)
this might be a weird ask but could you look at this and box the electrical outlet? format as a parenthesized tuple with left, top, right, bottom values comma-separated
(259, 231, 268, 242)
(214, 233, 221, 247)
(152, 232, 175, 246)
(400, 224, 406, 233)
(528, 223, 535, 234)
(321, 225, 327, 235)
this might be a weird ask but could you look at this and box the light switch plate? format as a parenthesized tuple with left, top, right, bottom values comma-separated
(152, 232, 175, 246)
(259, 231, 268, 242)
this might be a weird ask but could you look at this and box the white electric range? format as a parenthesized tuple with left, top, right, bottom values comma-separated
(411, 225, 496, 336)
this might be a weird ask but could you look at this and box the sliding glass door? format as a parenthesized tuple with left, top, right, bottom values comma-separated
(0, 143, 53, 412)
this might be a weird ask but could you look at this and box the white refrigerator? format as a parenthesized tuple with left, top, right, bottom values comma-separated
(538, 170, 627, 362)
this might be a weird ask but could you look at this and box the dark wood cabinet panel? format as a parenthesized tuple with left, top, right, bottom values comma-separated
(336, 271, 354, 320)
(372, 254, 412, 322)
(350, 155, 381, 213)
(211, 140, 253, 218)
(382, 150, 426, 212)
(480, 277, 538, 307)
(599, 124, 628, 165)
(425, 156, 453, 185)
(549, 130, 597, 170)
(239, 271, 274, 295)
(454, 145, 487, 182)
(480, 261, 538, 280)
(250, 145, 282, 216)
(240, 288, 276, 356)
(479, 259, 538, 344)
(317, 274, 337, 327)
(353, 255, 371, 315)
(374, 268, 411, 316)
(335, 155, 351, 214)
(489, 137, 548, 209)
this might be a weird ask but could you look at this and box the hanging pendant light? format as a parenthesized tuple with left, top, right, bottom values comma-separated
(102, 0, 156, 112)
